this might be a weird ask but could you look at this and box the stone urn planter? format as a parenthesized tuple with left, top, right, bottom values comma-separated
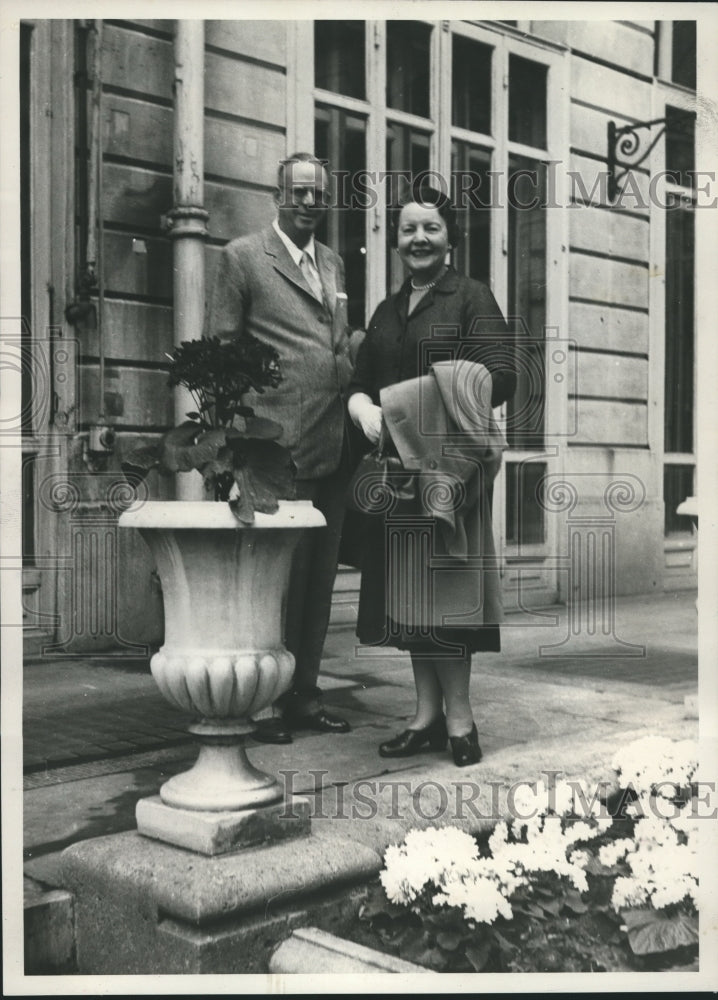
(118, 499, 325, 819)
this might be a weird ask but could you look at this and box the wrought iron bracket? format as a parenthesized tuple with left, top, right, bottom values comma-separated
(607, 109, 694, 202)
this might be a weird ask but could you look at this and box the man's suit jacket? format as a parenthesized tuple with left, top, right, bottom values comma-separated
(206, 226, 353, 479)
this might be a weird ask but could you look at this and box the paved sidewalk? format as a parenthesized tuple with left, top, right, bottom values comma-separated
(23, 590, 698, 887)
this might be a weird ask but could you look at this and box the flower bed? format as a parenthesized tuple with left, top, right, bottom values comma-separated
(348, 736, 700, 973)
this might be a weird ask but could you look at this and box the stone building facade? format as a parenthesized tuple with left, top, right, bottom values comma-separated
(16, 18, 698, 653)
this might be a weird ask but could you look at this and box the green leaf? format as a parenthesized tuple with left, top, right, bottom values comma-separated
(229, 489, 255, 525)
(159, 423, 226, 473)
(515, 902, 546, 920)
(226, 416, 283, 441)
(231, 439, 295, 516)
(563, 891, 589, 915)
(493, 930, 516, 955)
(465, 939, 492, 972)
(359, 891, 404, 922)
(435, 929, 465, 951)
(538, 897, 562, 917)
(583, 854, 624, 877)
(621, 908, 699, 955)
(534, 885, 555, 899)
(400, 933, 444, 969)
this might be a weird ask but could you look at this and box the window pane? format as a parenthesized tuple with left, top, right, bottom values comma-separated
(452, 35, 491, 134)
(315, 105, 367, 328)
(385, 125, 431, 292)
(23, 454, 35, 563)
(664, 465, 694, 535)
(665, 106, 695, 187)
(21, 25, 33, 434)
(509, 55, 547, 148)
(506, 461, 546, 545)
(507, 156, 547, 448)
(671, 21, 696, 89)
(664, 197, 694, 453)
(314, 21, 365, 99)
(386, 21, 431, 118)
(451, 142, 491, 285)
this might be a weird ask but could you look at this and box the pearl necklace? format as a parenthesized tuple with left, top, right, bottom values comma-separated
(410, 267, 447, 292)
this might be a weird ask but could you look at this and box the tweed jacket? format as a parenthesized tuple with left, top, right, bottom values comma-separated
(205, 226, 353, 479)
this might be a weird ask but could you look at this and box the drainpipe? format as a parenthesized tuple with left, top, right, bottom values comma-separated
(168, 21, 208, 499)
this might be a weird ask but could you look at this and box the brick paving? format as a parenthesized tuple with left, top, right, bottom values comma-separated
(23, 590, 698, 775)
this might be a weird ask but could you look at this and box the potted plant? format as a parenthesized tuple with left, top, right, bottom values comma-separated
(118, 336, 325, 832)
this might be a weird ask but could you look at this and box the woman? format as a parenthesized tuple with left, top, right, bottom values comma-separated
(346, 186, 516, 767)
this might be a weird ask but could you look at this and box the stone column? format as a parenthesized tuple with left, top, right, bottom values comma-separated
(168, 21, 207, 500)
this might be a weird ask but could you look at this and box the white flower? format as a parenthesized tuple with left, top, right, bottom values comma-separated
(670, 799, 701, 836)
(605, 811, 698, 912)
(598, 838, 634, 867)
(563, 820, 597, 845)
(612, 736, 698, 796)
(612, 875, 649, 909)
(437, 869, 513, 923)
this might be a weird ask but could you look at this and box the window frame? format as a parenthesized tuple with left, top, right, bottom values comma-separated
(291, 19, 569, 602)
(654, 19, 697, 93)
(648, 75, 697, 558)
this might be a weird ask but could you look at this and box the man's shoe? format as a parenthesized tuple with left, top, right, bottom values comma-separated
(287, 709, 351, 734)
(250, 718, 293, 745)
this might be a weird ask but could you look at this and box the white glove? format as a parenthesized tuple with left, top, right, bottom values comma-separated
(348, 392, 383, 445)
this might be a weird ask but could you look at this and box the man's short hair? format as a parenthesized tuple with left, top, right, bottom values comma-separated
(277, 152, 328, 189)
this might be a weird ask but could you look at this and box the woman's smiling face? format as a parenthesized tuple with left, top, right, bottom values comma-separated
(396, 202, 451, 283)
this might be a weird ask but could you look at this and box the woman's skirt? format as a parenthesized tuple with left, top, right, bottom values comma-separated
(354, 509, 501, 656)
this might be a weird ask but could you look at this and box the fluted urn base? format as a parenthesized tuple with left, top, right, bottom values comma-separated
(160, 734, 281, 812)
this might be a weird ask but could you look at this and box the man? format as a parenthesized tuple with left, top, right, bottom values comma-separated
(206, 152, 353, 744)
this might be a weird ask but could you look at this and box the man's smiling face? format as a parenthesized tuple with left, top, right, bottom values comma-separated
(276, 160, 330, 248)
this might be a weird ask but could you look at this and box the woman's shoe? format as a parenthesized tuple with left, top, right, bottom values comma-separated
(449, 723, 482, 767)
(379, 715, 448, 758)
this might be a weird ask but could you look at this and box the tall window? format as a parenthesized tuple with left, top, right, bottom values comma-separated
(314, 21, 366, 99)
(314, 22, 368, 328)
(663, 110, 695, 536)
(656, 21, 696, 90)
(449, 35, 552, 548)
(386, 21, 431, 118)
(450, 34, 492, 285)
(20, 23, 36, 565)
(307, 21, 562, 570)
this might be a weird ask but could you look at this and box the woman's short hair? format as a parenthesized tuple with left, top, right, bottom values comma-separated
(389, 182, 462, 249)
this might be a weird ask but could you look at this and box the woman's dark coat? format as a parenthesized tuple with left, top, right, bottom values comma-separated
(347, 268, 517, 655)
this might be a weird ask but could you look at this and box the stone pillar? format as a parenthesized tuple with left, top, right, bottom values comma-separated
(168, 21, 207, 500)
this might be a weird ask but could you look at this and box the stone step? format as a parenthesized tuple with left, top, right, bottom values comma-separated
(329, 566, 359, 627)
(269, 926, 432, 974)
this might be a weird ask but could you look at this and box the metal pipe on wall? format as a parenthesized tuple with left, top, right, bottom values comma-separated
(169, 21, 208, 499)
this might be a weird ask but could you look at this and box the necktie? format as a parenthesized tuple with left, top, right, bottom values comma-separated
(300, 251, 324, 304)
